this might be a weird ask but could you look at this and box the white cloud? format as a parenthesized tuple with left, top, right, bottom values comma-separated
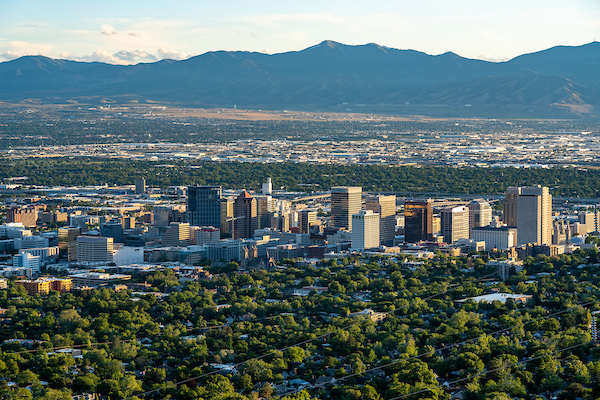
(157, 48, 193, 61)
(87, 50, 121, 63)
(57, 49, 159, 65)
(0, 51, 24, 61)
(58, 51, 78, 60)
(475, 54, 511, 62)
(0, 41, 55, 61)
(101, 25, 117, 36)
(0, 42, 196, 64)
(114, 50, 157, 62)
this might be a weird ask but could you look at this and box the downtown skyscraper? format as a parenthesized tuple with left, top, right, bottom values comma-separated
(330, 186, 362, 231)
(187, 186, 222, 228)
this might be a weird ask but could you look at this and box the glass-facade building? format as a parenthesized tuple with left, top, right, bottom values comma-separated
(404, 200, 433, 243)
(187, 186, 223, 228)
(330, 186, 362, 231)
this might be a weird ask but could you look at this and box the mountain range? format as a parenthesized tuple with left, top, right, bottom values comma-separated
(1, 40, 599, 118)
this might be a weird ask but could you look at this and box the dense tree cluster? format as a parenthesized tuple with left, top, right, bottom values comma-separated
(1, 158, 600, 198)
(1, 249, 600, 399)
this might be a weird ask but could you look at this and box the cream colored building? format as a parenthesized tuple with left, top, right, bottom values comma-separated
(77, 236, 114, 263)
(441, 205, 469, 243)
(517, 186, 552, 245)
(366, 195, 396, 246)
(578, 210, 600, 234)
(351, 210, 380, 251)
(162, 222, 190, 247)
(471, 226, 517, 250)
(468, 199, 492, 232)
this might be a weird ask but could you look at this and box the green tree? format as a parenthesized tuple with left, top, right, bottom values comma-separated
(16, 370, 38, 386)
(284, 347, 306, 363)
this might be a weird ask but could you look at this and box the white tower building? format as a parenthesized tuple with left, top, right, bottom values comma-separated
(351, 210, 380, 251)
(262, 178, 273, 195)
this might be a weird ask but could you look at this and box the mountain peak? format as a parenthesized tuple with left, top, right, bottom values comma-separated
(300, 40, 349, 54)
(320, 40, 343, 49)
(0, 41, 599, 118)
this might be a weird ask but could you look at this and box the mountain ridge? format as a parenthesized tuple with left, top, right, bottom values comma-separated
(1, 40, 599, 118)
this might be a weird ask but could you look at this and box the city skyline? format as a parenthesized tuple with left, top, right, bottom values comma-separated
(1, 0, 599, 64)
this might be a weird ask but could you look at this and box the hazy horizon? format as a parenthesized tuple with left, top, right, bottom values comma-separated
(1, 0, 598, 65)
(3, 39, 599, 66)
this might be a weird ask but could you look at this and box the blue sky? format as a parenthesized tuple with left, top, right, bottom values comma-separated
(0, 0, 599, 64)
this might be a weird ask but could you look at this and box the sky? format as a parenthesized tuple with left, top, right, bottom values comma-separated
(0, 0, 599, 65)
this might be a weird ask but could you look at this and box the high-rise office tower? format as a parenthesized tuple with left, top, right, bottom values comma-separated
(135, 177, 146, 195)
(441, 205, 470, 243)
(58, 227, 80, 261)
(270, 212, 290, 232)
(153, 205, 186, 227)
(100, 222, 125, 243)
(77, 236, 114, 263)
(299, 210, 317, 234)
(503, 187, 520, 226)
(162, 222, 191, 247)
(330, 186, 362, 231)
(187, 186, 222, 229)
(468, 199, 493, 233)
(255, 195, 274, 229)
(233, 191, 257, 239)
(366, 195, 396, 246)
(221, 197, 234, 236)
(578, 210, 600, 234)
(404, 200, 433, 243)
(122, 216, 136, 230)
(351, 210, 380, 251)
(517, 186, 552, 245)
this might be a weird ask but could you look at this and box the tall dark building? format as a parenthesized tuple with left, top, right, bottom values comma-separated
(330, 186, 362, 231)
(233, 191, 257, 239)
(299, 210, 317, 234)
(58, 227, 80, 261)
(100, 222, 125, 243)
(135, 177, 146, 195)
(187, 186, 222, 228)
(404, 200, 433, 243)
(503, 186, 520, 227)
